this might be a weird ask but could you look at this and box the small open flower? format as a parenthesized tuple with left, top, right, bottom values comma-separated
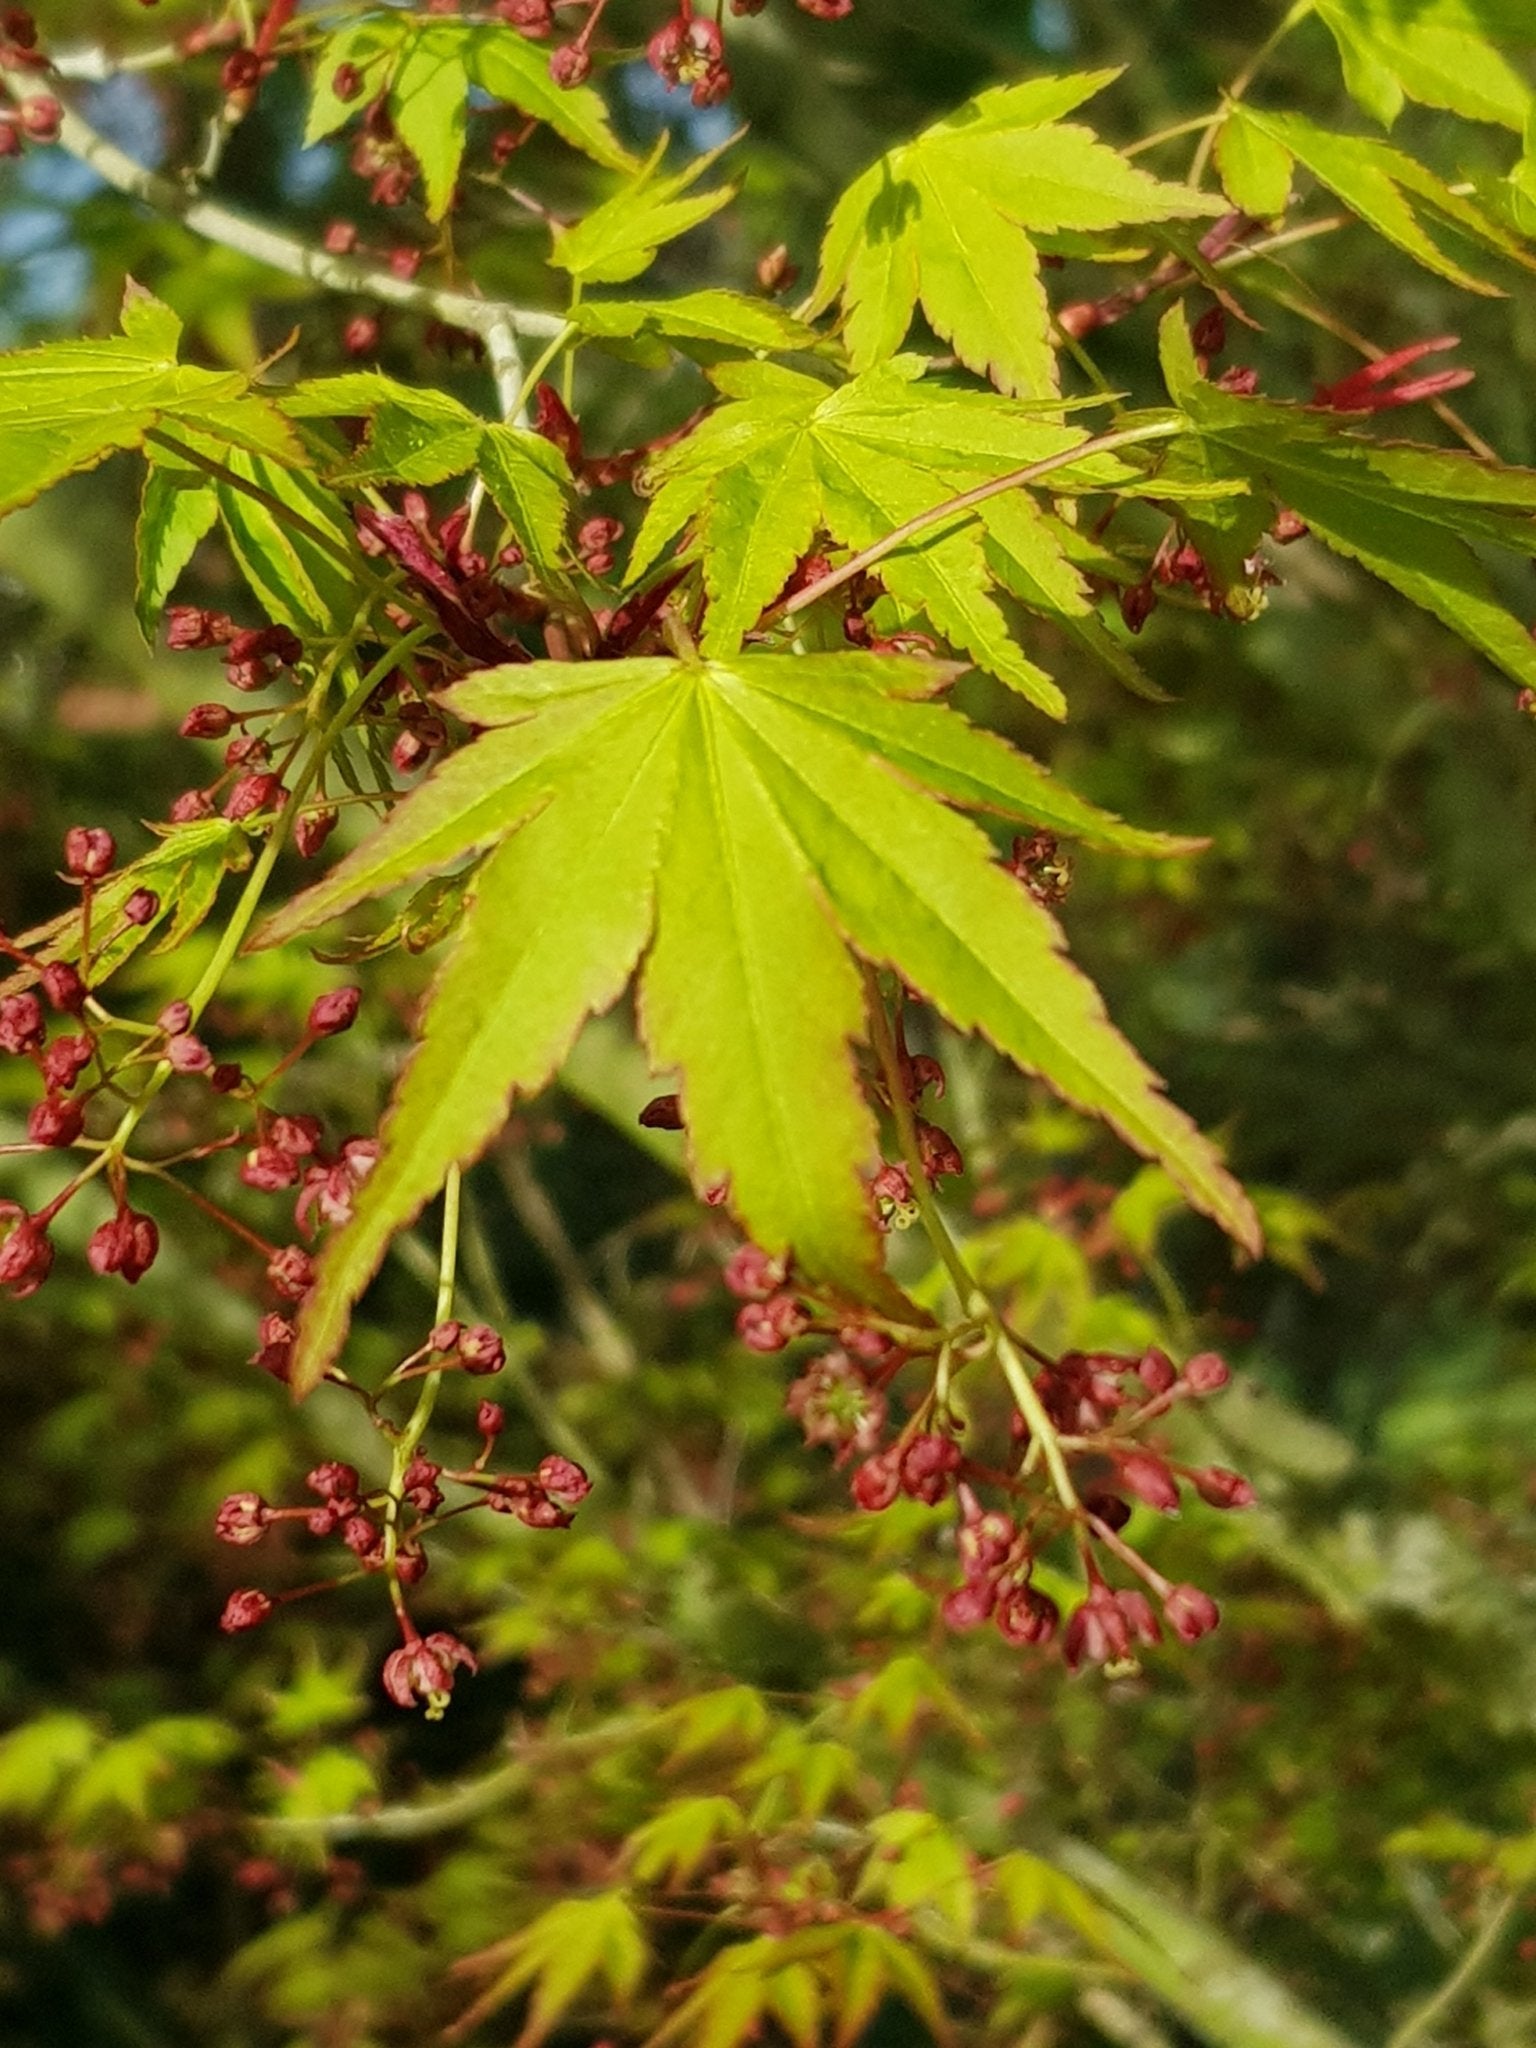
(381, 1629, 477, 1718)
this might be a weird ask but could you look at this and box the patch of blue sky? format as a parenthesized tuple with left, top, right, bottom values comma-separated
(619, 61, 736, 156)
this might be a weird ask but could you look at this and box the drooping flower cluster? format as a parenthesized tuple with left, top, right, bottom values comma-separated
(216, 1313, 593, 1713)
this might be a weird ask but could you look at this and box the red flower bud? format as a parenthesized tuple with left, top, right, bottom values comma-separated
(28, 1096, 83, 1147)
(1163, 1583, 1220, 1642)
(1136, 1346, 1176, 1395)
(18, 93, 59, 142)
(86, 1209, 160, 1283)
(0, 1212, 53, 1296)
(215, 1493, 270, 1545)
(294, 806, 339, 859)
(458, 1323, 505, 1375)
(850, 1451, 901, 1511)
(165, 1032, 211, 1073)
(549, 41, 591, 87)
(1117, 1453, 1181, 1515)
(219, 1588, 274, 1632)
(266, 1244, 314, 1301)
(40, 1034, 93, 1092)
(307, 1461, 360, 1502)
(1182, 1351, 1230, 1394)
(343, 314, 380, 356)
(0, 991, 45, 1054)
(722, 1243, 786, 1301)
(995, 1584, 1059, 1647)
(224, 772, 284, 821)
(307, 986, 360, 1037)
(180, 701, 234, 739)
(40, 961, 87, 1014)
(537, 1455, 591, 1503)
(63, 826, 115, 879)
(242, 1145, 300, 1192)
(1189, 1466, 1255, 1509)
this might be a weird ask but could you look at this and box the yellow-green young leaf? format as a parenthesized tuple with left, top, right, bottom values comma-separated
(1213, 104, 1294, 219)
(808, 72, 1219, 396)
(205, 449, 364, 635)
(738, 1731, 862, 1823)
(714, 662, 1259, 1251)
(464, 23, 635, 172)
(0, 289, 301, 518)
(478, 424, 577, 584)
(390, 22, 472, 221)
(626, 1797, 745, 1888)
(639, 358, 1097, 713)
(135, 464, 218, 637)
(640, 683, 890, 1303)
(1161, 306, 1536, 692)
(0, 1715, 98, 1817)
(10, 818, 244, 990)
(454, 1892, 648, 2047)
(833, 1926, 951, 2048)
(268, 1746, 377, 1825)
(858, 1811, 978, 1937)
(1315, 0, 1534, 131)
(306, 18, 632, 187)
(765, 1965, 822, 2048)
(279, 677, 684, 1396)
(574, 290, 823, 359)
(841, 1651, 979, 1747)
(656, 1685, 772, 1765)
(58, 1717, 237, 1829)
(258, 649, 1248, 1387)
(731, 655, 1202, 855)
(643, 1954, 766, 2048)
(551, 137, 738, 288)
(1240, 108, 1536, 294)
(284, 371, 485, 487)
(304, 17, 407, 145)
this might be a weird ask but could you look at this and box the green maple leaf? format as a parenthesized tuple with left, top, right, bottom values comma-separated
(0, 288, 304, 519)
(1314, 0, 1533, 132)
(1237, 109, 1536, 295)
(306, 17, 633, 219)
(255, 651, 1253, 1395)
(1161, 307, 1536, 690)
(629, 357, 1204, 717)
(806, 71, 1220, 397)
(282, 371, 574, 585)
(549, 136, 738, 288)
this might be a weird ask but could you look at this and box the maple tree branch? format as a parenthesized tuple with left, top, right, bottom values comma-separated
(0, 64, 565, 353)
(777, 418, 1182, 624)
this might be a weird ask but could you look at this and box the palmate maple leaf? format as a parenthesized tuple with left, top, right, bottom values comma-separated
(628, 358, 1206, 718)
(805, 71, 1221, 399)
(255, 651, 1257, 1396)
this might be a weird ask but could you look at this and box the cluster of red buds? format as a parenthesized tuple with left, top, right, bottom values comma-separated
(0, 817, 376, 1317)
(790, 1323, 1251, 1673)
(215, 1315, 593, 1715)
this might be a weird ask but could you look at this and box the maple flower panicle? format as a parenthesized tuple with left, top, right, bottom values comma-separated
(1313, 336, 1472, 413)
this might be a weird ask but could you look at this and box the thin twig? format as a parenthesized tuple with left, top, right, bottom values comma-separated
(774, 420, 1183, 623)
(1385, 1890, 1523, 2048)
(0, 67, 564, 353)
